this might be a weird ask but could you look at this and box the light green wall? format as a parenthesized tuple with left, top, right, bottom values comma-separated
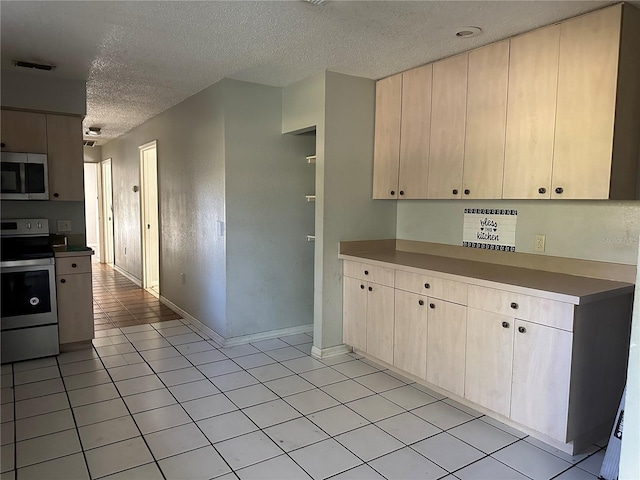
(102, 81, 228, 336)
(223, 79, 315, 337)
(282, 72, 325, 134)
(398, 200, 640, 265)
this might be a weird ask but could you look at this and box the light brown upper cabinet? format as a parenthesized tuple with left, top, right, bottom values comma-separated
(47, 114, 84, 201)
(428, 54, 468, 199)
(1, 109, 48, 153)
(373, 74, 402, 199)
(462, 40, 509, 199)
(553, 4, 640, 200)
(503, 25, 560, 199)
(399, 65, 432, 199)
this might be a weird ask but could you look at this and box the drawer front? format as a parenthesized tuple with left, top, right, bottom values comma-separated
(343, 260, 395, 287)
(56, 256, 92, 275)
(468, 285, 530, 318)
(467, 285, 574, 331)
(395, 270, 467, 305)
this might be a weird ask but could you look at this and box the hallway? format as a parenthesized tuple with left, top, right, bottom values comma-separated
(92, 264, 180, 332)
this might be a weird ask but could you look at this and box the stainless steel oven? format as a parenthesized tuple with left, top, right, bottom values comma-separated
(1, 153, 49, 200)
(1, 219, 59, 363)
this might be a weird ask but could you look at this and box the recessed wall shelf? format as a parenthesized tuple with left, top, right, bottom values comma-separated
(307, 235, 315, 242)
(306, 195, 316, 202)
(306, 155, 316, 164)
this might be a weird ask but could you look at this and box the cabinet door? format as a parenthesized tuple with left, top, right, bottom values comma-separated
(511, 320, 572, 441)
(427, 300, 467, 397)
(366, 284, 395, 364)
(47, 114, 84, 201)
(428, 54, 468, 199)
(394, 290, 427, 379)
(57, 273, 94, 344)
(552, 6, 621, 199)
(1, 110, 48, 154)
(399, 65, 431, 199)
(503, 25, 560, 199)
(343, 277, 367, 351)
(463, 41, 509, 199)
(465, 308, 514, 417)
(373, 74, 402, 199)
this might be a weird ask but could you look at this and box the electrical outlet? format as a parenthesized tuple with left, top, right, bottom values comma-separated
(57, 220, 72, 232)
(535, 234, 546, 252)
(180, 273, 186, 285)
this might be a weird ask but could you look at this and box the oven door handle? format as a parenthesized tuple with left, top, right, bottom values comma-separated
(0, 258, 55, 269)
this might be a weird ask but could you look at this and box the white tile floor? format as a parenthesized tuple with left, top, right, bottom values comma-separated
(0, 318, 607, 480)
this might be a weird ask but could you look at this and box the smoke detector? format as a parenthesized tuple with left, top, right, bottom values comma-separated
(85, 127, 102, 136)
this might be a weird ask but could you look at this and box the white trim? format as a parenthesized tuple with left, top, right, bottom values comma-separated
(311, 344, 352, 360)
(223, 324, 313, 347)
(138, 140, 157, 151)
(112, 264, 142, 287)
(159, 296, 226, 345)
(158, 295, 313, 347)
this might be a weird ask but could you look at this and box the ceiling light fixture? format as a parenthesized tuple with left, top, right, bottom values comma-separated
(14, 60, 56, 71)
(85, 127, 102, 136)
(455, 26, 483, 38)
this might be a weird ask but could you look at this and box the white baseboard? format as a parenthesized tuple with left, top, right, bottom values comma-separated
(223, 324, 313, 347)
(311, 344, 352, 359)
(113, 264, 142, 287)
(158, 296, 312, 347)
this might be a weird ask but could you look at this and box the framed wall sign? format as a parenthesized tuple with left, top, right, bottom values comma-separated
(463, 208, 517, 252)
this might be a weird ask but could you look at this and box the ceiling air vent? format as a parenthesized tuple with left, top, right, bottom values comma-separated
(14, 60, 55, 71)
(83, 140, 97, 147)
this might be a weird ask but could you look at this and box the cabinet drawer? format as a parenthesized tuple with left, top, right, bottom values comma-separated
(343, 261, 394, 287)
(468, 285, 574, 331)
(56, 256, 92, 275)
(395, 270, 467, 305)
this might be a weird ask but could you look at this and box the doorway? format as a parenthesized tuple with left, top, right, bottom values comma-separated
(139, 141, 160, 296)
(100, 159, 115, 265)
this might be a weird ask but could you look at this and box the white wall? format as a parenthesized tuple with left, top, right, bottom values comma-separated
(397, 200, 640, 265)
(102, 81, 228, 336)
(224, 79, 315, 338)
(1, 70, 86, 115)
(83, 163, 99, 249)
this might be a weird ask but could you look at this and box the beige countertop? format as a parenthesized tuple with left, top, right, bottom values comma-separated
(53, 246, 94, 258)
(339, 247, 634, 305)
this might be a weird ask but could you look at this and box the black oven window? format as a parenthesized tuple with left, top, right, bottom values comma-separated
(1, 270, 52, 317)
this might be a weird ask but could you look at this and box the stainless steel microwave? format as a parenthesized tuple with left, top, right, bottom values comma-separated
(0, 153, 49, 200)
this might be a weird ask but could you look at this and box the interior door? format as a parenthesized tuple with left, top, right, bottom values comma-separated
(140, 142, 160, 292)
(101, 159, 114, 264)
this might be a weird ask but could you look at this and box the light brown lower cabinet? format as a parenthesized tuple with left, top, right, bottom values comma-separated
(56, 255, 94, 347)
(341, 258, 632, 454)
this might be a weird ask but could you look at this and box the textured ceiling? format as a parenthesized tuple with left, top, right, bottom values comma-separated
(0, 0, 624, 145)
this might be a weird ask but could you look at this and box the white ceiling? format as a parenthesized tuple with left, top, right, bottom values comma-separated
(1, 0, 622, 145)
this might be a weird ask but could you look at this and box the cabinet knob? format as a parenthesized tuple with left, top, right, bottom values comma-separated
(60, 279, 66, 284)
(364, 270, 369, 275)
(53, 193, 59, 198)
(360, 284, 365, 289)
(368, 286, 373, 292)
(538, 187, 546, 194)
(399, 190, 404, 196)
(390, 190, 395, 196)
(0, 143, 5, 148)
(464, 189, 470, 195)
(555, 187, 564, 194)
(424, 283, 430, 289)
(72, 263, 77, 268)
(502, 321, 510, 328)
(418, 300, 424, 306)
(452, 189, 458, 195)
(510, 302, 518, 310)
(518, 326, 527, 334)
(429, 303, 435, 309)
